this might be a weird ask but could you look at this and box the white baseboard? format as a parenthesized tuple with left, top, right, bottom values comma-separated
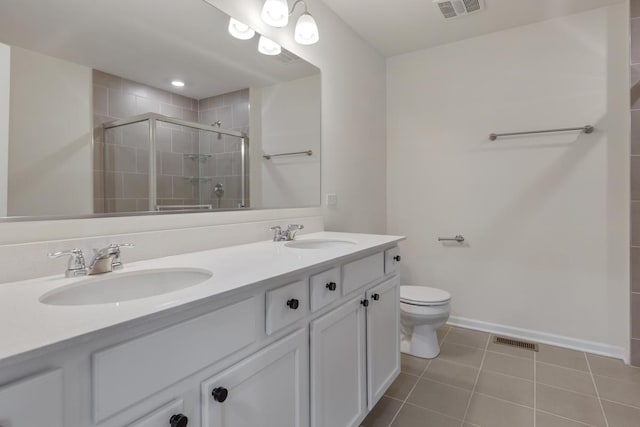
(448, 316, 629, 364)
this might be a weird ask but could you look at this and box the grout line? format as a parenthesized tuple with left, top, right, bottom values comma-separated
(386, 327, 452, 427)
(536, 409, 597, 427)
(536, 360, 592, 375)
(599, 397, 640, 411)
(585, 352, 610, 427)
(402, 401, 469, 423)
(534, 349, 537, 427)
(536, 382, 599, 400)
(460, 333, 491, 425)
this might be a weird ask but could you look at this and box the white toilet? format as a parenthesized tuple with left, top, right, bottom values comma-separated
(400, 286, 452, 359)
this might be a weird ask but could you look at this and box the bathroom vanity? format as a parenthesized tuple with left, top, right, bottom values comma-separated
(0, 232, 403, 427)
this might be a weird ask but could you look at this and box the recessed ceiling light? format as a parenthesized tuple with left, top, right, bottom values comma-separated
(171, 80, 185, 87)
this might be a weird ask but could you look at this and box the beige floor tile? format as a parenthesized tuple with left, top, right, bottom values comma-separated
(536, 384, 606, 427)
(536, 362, 597, 396)
(586, 354, 640, 384)
(423, 359, 479, 390)
(407, 378, 472, 420)
(361, 396, 403, 427)
(438, 342, 485, 368)
(593, 375, 640, 408)
(535, 411, 596, 427)
(437, 325, 451, 344)
(464, 393, 534, 427)
(385, 373, 419, 400)
(601, 400, 640, 427)
(482, 351, 534, 380)
(390, 403, 462, 427)
(537, 344, 589, 372)
(486, 337, 535, 360)
(444, 327, 490, 349)
(401, 353, 429, 377)
(474, 371, 534, 407)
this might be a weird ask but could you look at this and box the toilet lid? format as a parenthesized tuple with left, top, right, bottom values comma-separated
(400, 286, 451, 306)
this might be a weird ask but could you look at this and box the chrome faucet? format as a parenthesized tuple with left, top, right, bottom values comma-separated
(48, 249, 88, 277)
(271, 224, 304, 242)
(88, 244, 134, 275)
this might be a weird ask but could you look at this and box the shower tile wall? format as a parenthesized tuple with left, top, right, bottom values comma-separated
(92, 71, 248, 212)
(631, 0, 640, 366)
(197, 89, 249, 209)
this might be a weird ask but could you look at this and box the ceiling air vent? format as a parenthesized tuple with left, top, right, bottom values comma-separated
(433, 0, 484, 19)
(271, 49, 301, 64)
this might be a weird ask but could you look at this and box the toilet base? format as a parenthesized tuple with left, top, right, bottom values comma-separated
(401, 324, 441, 359)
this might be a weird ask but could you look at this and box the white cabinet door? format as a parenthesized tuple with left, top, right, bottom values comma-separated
(310, 296, 367, 427)
(366, 276, 400, 409)
(0, 370, 63, 427)
(202, 329, 308, 427)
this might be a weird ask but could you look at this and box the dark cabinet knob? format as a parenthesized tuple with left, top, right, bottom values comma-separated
(361, 299, 369, 307)
(326, 282, 337, 291)
(372, 293, 380, 301)
(287, 298, 300, 310)
(393, 255, 401, 262)
(212, 387, 229, 402)
(169, 413, 188, 427)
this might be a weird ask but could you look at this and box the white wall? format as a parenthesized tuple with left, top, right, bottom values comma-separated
(8, 47, 93, 216)
(387, 5, 630, 354)
(0, 43, 9, 217)
(259, 75, 321, 208)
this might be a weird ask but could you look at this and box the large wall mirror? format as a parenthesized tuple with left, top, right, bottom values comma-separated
(0, 0, 321, 220)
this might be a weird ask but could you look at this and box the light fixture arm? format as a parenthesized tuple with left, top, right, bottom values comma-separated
(289, 0, 308, 15)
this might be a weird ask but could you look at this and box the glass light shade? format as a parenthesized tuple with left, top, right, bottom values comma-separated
(258, 36, 282, 56)
(294, 12, 319, 45)
(261, 0, 289, 27)
(228, 18, 255, 40)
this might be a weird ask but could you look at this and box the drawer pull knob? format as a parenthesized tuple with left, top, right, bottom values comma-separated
(372, 293, 380, 301)
(287, 298, 300, 310)
(326, 282, 337, 291)
(393, 255, 401, 262)
(361, 299, 369, 307)
(169, 413, 189, 427)
(212, 387, 229, 402)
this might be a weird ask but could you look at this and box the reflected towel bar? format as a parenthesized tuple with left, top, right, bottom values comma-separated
(155, 205, 213, 211)
(489, 125, 594, 141)
(263, 150, 312, 160)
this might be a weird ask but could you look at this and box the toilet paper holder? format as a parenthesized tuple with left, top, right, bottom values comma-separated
(438, 235, 465, 243)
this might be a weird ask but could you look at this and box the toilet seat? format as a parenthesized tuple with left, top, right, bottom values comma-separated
(400, 286, 451, 306)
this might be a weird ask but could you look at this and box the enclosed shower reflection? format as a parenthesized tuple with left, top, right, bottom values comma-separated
(98, 113, 247, 213)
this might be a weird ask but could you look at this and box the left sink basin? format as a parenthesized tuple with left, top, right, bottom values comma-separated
(40, 268, 213, 306)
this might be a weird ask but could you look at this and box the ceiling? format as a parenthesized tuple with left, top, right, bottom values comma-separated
(0, 0, 319, 99)
(320, 0, 625, 56)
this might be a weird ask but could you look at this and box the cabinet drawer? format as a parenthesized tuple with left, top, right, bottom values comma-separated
(309, 267, 341, 312)
(0, 370, 63, 427)
(342, 252, 384, 296)
(266, 279, 308, 335)
(384, 247, 401, 275)
(128, 399, 184, 427)
(93, 296, 261, 422)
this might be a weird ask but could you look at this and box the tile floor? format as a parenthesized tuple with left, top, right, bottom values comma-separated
(362, 326, 640, 427)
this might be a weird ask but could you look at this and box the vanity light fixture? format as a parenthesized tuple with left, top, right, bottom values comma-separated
(261, 0, 319, 45)
(228, 17, 256, 40)
(171, 80, 185, 87)
(258, 35, 282, 55)
(261, 0, 289, 27)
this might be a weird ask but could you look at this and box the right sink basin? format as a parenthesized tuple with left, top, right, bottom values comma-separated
(284, 239, 357, 250)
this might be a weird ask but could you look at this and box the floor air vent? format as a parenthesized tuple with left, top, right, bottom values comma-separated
(493, 336, 539, 352)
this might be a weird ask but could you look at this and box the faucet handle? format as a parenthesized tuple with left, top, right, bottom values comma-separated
(109, 243, 134, 270)
(286, 224, 304, 240)
(48, 249, 87, 277)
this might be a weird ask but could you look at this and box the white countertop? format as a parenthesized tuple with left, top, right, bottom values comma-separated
(0, 232, 404, 366)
